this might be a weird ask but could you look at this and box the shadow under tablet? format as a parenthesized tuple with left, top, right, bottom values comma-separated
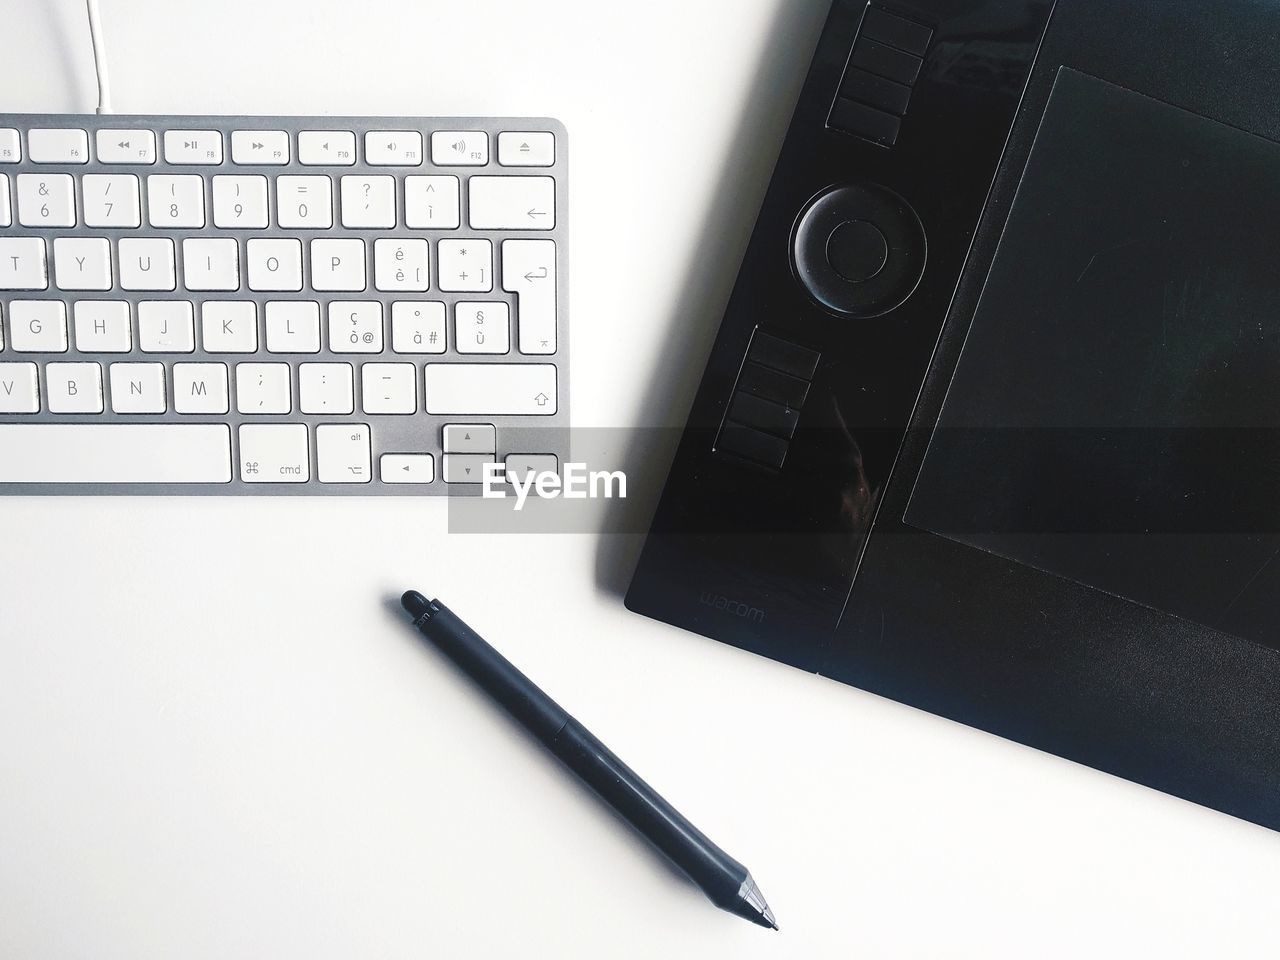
(906, 68, 1280, 648)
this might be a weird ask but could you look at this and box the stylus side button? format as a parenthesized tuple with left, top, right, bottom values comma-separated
(729, 392, 800, 440)
(850, 39, 922, 86)
(860, 7, 933, 57)
(717, 422, 788, 470)
(840, 68, 912, 117)
(737, 363, 810, 409)
(829, 98, 901, 146)
(748, 332, 821, 380)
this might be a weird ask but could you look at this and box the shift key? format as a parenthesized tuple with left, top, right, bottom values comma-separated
(425, 363, 557, 415)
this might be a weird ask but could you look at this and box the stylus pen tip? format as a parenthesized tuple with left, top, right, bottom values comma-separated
(401, 590, 432, 619)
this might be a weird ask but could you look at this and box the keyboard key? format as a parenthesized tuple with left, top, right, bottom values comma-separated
(119, 238, 177, 291)
(328, 301, 383, 353)
(424, 363, 556, 415)
(265, 301, 321, 353)
(316, 423, 371, 482)
(239, 424, 310, 482)
(8, 301, 67, 352)
(502, 239, 556, 354)
(469, 176, 555, 230)
(297, 131, 356, 166)
(443, 454, 496, 483)
(173, 362, 229, 414)
(0, 128, 20, 162)
(182, 238, 241, 291)
(17, 174, 76, 227)
(53, 238, 113, 291)
(212, 175, 269, 229)
(0, 424, 232, 483)
(391, 301, 446, 353)
(201, 301, 258, 352)
(299, 362, 354, 414)
(235, 362, 292, 414)
(147, 175, 205, 228)
(340, 175, 396, 228)
(0, 238, 47, 290)
(73, 301, 132, 352)
(431, 131, 488, 166)
(374, 239, 429, 291)
(443, 424, 496, 453)
(82, 174, 142, 228)
(45, 361, 103, 413)
(109, 362, 167, 414)
(276, 175, 333, 229)
(95, 129, 157, 164)
(455, 301, 510, 354)
(365, 131, 423, 166)
(163, 130, 224, 164)
(311, 238, 366, 291)
(404, 176, 460, 228)
(498, 132, 555, 167)
(504, 453, 559, 484)
(137, 301, 195, 352)
(380, 453, 434, 484)
(0, 362, 40, 413)
(246, 238, 303, 291)
(437, 239, 492, 292)
(360, 362, 417, 414)
(0, 174, 9, 227)
(28, 128, 89, 164)
(231, 130, 290, 165)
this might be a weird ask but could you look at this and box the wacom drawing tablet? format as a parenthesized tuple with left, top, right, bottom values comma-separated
(628, 0, 1280, 829)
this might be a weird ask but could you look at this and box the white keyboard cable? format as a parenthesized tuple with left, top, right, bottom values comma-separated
(85, 0, 113, 114)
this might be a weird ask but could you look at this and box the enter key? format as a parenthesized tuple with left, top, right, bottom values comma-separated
(501, 239, 557, 355)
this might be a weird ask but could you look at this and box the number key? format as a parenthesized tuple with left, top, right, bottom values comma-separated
(146, 175, 205, 228)
(277, 175, 332, 229)
(83, 174, 142, 228)
(212, 175, 269, 228)
(17, 174, 76, 227)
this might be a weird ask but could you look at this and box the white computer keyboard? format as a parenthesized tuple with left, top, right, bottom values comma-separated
(0, 114, 567, 494)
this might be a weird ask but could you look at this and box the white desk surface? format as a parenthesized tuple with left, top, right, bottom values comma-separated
(2, 1, 1277, 957)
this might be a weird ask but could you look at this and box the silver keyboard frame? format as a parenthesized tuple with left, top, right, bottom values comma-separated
(0, 114, 568, 496)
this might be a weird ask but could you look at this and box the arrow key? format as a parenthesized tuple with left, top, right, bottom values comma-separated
(380, 453, 435, 484)
(443, 454, 496, 484)
(96, 129, 156, 164)
(443, 423, 496, 454)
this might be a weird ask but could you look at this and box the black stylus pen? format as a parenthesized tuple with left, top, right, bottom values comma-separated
(400, 590, 778, 930)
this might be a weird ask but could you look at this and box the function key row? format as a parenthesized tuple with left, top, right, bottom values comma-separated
(0, 128, 556, 168)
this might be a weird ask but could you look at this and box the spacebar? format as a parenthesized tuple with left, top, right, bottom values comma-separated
(0, 424, 233, 483)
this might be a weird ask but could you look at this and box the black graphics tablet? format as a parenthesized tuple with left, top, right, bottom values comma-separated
(627, 0, 1280, 829)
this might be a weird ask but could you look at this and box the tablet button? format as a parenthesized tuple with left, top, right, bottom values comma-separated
(791, 183, 926, 318)
(826, 220, 888, 282)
